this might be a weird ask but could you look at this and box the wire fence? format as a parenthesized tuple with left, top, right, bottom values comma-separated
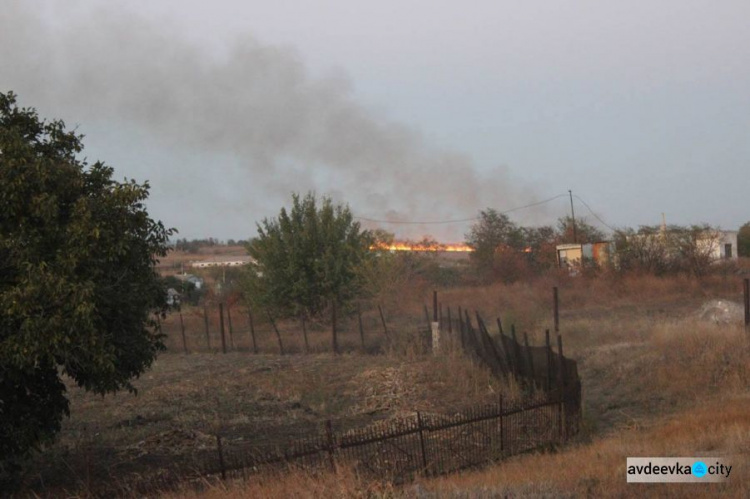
(97, 381, 580, 497)
(132, 292, 583, 495)
(425, 305, 579, 391)
(199, 383, 580, 484)
(157, 302, 407, 355)
(184, 302, 583, 486)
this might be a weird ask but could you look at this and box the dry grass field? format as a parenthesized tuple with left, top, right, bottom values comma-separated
(24, 347, 516, 495)
(21, 270, 750, 497)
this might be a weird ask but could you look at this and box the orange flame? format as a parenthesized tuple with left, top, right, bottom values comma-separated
(371, 241, 474, 252)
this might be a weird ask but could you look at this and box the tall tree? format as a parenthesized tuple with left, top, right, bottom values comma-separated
(465, 209, 524, 280)
(738, 222, 750, 257)
(0, 92, 172, 485)
(557, 216, 606, 244)
(521, 225, 558, 270)
(244, 193, 372, 317)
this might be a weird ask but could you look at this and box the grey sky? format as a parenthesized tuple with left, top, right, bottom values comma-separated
(2, 1, 749, 240)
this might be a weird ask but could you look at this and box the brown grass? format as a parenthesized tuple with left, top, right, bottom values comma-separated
(23, 273, 750, 497)
(24, 350, 513, 495)
(413, 395, 750, 498)
(157, 320, 749, 498)
(159, 396, 749, 498)
(152, 273, 750, 498)
(164, 467, 396, 499)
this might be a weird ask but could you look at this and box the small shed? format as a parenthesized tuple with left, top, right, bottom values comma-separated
(556, 241, 615, 270)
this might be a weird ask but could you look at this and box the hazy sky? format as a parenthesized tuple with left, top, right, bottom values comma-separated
(2, 1, 749, 240)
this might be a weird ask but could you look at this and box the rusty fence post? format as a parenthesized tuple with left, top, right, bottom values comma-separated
(325, 420, 336, 472)
(248, 309, 258, 354)
(179, 311, 187, 354)
(227, 305, 235, 350)
(267, 311, 285, 355)
(378, 304, 390, 341)
(219, 303, 227, 354)
(553, 286, 559, 333)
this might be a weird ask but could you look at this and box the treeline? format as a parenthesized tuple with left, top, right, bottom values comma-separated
(172, 237, 250, 253)
(175, 199, 750, 318)
(464, 209, 750, 282)
(613, 225, 738, 277)
(462, 209, 605, 283)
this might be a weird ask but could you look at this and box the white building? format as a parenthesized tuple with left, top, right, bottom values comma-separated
(189, 256, 255, 268)
(699, 230, 738, 260)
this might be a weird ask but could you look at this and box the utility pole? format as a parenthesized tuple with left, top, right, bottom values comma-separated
(568, 190, 577, 244)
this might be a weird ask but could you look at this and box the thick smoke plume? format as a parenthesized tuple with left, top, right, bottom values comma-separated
(1, 2, 541, 240)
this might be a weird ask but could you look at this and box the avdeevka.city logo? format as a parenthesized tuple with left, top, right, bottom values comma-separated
(691, 461, 707, 478)
(626, 457, 732, 483)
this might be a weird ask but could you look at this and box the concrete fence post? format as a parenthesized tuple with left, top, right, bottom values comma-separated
(431, 290, 440, 353)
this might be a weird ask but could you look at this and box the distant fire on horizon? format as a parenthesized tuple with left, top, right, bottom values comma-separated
(370, 242, 534, 253)
(371, 241, 474, 252)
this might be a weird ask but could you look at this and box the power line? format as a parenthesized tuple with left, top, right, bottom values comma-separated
(354, 194, 569, 225)
(354, 215, 479, 225)
(573, 195, 617, 232)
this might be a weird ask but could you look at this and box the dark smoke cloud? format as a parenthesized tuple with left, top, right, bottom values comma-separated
(1, 1, 543, 240)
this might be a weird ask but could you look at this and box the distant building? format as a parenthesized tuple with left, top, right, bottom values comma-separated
(189, 255, 255, 268)
(698, 230, 738, 260)
(556, 242, 615, 270)
(628, 228, 738, 262)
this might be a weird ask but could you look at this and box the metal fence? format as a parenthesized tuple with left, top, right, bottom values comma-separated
(204, 384, 581, 484)
(429, 307, 580, 391)
(158, 302, 399, 355)
(134, 295, 584, 494)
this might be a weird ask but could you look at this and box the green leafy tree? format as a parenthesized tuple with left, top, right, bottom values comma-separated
(738, 222, 750, 257)
(557, 216, 606, 244)
(521, 225, 558, 270)
(465, 209, 524, 280)
(0, 92, 172, 484)
(244, 193, 372, 317)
